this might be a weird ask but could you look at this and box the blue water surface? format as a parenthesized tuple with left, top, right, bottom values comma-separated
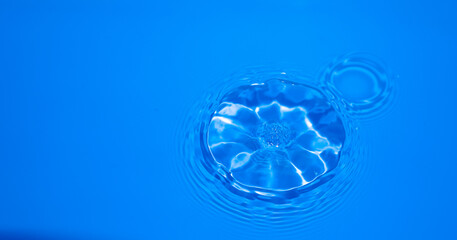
(1, 1, 457, 240)
(208, 79, 345, 192)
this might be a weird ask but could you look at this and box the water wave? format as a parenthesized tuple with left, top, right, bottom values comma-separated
(321, 52, 397, 121)
(172, 67, 368, 238)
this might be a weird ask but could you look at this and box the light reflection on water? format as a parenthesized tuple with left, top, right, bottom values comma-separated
(173, 54, 394, 238)
(207, 79, 345, 195)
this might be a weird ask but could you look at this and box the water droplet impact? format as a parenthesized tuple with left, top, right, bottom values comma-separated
(173, 67, 366, 238)
(207, 79, 345, 194)
(322, 53, 395, 120)
(332, 67, 379, 101)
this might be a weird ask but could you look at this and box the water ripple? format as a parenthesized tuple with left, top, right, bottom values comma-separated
(207, 79, 345, 195)
(321, 52, 397, 121)
(172, 66, 371, 238)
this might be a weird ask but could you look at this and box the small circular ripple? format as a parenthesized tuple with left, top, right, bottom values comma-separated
(321, 53, 397, 120)
(173, 67, 367, 238)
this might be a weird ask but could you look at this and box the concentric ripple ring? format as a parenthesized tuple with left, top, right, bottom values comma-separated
(322, 53, 397, 120)
(207, 79, 345, 197)
(173, 67, 366, 238)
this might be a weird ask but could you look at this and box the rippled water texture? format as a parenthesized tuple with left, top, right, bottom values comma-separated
(208, 80, 345, 195)
(174, 54, 394, 238)
(322, 53, 396, 120)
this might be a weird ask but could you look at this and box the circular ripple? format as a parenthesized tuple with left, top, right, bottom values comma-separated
(322, 53, 396, 120)
(207, 80, 345, 195)
(173, 67, 366, 238)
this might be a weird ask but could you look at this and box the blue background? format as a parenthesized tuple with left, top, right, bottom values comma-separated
(1, 0, 457, 239)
